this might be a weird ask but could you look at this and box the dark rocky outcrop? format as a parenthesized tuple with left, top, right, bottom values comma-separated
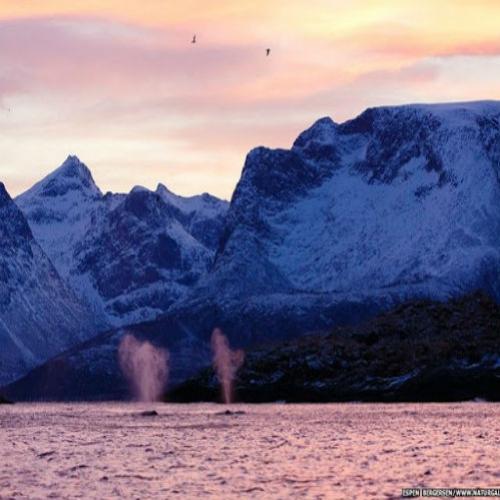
(169, 292, 500, 403)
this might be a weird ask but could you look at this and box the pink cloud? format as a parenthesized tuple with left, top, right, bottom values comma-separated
(438, 41, 500, 58)
(0, 16, 265, 99)
(0, 75, 25, 105)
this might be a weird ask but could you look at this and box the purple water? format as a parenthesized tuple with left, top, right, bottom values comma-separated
(0, 403, 498, 498)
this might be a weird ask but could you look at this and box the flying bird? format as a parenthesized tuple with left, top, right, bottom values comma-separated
(266, 48, 271, 56)
(192, 35, 197, 44)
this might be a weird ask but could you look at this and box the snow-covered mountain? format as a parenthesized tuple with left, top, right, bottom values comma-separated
(211, 100, 500, 301)
(16, 156, 229, 326)
(163, 100, 500, 350)
(5, 100, 500, 400)
(0, 182, 101, 386)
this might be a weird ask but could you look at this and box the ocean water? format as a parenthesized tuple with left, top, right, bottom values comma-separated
(0, 403, 498, 499)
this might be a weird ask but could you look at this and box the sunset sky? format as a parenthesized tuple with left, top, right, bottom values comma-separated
(1, 0, 499, 199)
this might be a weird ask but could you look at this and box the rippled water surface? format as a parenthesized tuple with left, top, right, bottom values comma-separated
(0, 403, 498, 499)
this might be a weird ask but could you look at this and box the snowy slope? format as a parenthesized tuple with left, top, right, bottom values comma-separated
(16, 156, 229, 326)
(0, 182, 101, 385)
(212, 100, 500, 301)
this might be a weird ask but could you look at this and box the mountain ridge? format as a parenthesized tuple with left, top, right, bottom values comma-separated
(16, 156, 229, 326)
(3, 100, 500, 398)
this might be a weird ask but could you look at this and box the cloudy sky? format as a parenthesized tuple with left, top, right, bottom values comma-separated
(1, 0, 499, 199)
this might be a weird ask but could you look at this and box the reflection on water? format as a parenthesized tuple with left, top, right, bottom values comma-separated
(0, 403, 498, 498)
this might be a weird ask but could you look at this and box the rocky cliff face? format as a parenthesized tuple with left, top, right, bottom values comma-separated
(0, 182, 101, 385)
(213, 101, 500, 301)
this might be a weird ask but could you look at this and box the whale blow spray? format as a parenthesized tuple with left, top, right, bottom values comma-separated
(118, 334, 169, 402)
(211, 328, 245, 404)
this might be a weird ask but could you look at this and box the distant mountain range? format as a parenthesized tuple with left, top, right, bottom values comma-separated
(2, 100, 500, 398)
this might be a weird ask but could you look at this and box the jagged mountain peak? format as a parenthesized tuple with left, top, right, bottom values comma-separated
(156, 183, 229, 216)
(123, 185, 209, 222)
(232, 143, 332, 210)
(155, 182, 172, 195)
(18, 155, 101, 201)
(293, 116, 338, 149)
(121, 185, 169, 222)
(49, 155, 100, 196)
(59, 154, 92, 177)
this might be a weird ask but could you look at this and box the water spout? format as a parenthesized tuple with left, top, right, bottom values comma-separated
(211, 328, 245, 404)
(118, 334, 169, 402)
